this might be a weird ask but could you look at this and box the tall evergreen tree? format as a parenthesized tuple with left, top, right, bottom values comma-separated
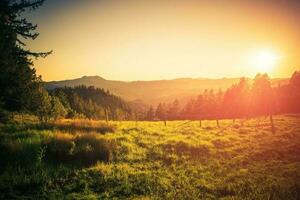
(168, 99, 179, 120)
(251, 74, 276, 117)
(146, 106, 155, 120)
(155, 103, 166, 120)
(222, 78, 250, 119)
(0, 0, 51, 113)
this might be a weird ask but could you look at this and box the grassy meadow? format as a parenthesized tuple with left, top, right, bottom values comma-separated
(0, 116, 300, 199)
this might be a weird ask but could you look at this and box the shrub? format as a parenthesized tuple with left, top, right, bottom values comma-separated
(44, 133, 114, 166)
(43, 133, 75, 163)
(74, 134, 112, 165)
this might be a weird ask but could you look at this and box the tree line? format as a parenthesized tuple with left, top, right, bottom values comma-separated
(145, 71, 300, 121)
(49, 86, 133, 121)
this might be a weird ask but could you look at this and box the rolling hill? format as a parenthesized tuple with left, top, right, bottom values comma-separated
(46, 75, 288, 106)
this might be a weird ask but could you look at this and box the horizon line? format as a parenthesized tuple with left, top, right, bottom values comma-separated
(44, 74, 291, 83)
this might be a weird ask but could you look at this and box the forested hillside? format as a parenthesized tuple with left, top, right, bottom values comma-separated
(46, 76, 288, 106)
(49, 86, 133, 120)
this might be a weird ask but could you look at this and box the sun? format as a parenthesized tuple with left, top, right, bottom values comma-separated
(251, 50, 280, 73)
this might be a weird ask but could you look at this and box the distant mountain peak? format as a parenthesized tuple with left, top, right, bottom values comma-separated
(81, 75, 106, 80)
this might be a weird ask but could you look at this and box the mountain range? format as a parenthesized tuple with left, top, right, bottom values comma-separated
(46, 75, 288, 106)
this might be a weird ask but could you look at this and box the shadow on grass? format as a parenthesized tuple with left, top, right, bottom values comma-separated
(0, 138, 41, 170)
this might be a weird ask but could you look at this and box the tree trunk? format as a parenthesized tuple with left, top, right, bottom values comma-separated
(135, 112, 138, 126)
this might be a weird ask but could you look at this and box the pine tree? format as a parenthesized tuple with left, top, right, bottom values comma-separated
(146, 106, 155, 120)
(251, 74, 275, 116)
(222, 78, 250, 119)
(155, 103, 166, 120)
(50, 96, 67, 121)
(168, 99, 179, 120)
(31, 86, 52, 123)
(252, 74, 276, 132)
(0, 0, 51, 113)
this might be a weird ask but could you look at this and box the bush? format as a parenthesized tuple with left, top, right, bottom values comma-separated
(44, 133, 114, 166)
(74, 134, 112, 165)
(43, 133, 75, 163)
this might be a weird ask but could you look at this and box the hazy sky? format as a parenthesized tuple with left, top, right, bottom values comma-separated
(27, 0, 300, 81)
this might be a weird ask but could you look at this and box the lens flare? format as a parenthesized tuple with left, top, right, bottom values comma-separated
(251, 50, 280, 73)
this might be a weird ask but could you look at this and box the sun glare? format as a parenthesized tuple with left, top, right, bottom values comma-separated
(251, 50, 280, 73)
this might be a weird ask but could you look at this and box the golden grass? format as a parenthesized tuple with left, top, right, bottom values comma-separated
(1, 115, 300, 199)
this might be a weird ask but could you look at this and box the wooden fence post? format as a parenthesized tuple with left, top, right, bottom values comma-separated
(270, 114, 275, 133)
(135, 112, 138, 127)
(104, 108, 109, 123)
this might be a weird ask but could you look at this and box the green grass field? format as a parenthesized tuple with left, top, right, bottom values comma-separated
(0, 116, 300, 199)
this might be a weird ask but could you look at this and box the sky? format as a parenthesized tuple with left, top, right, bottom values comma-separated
(26, 0, 300, 81)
